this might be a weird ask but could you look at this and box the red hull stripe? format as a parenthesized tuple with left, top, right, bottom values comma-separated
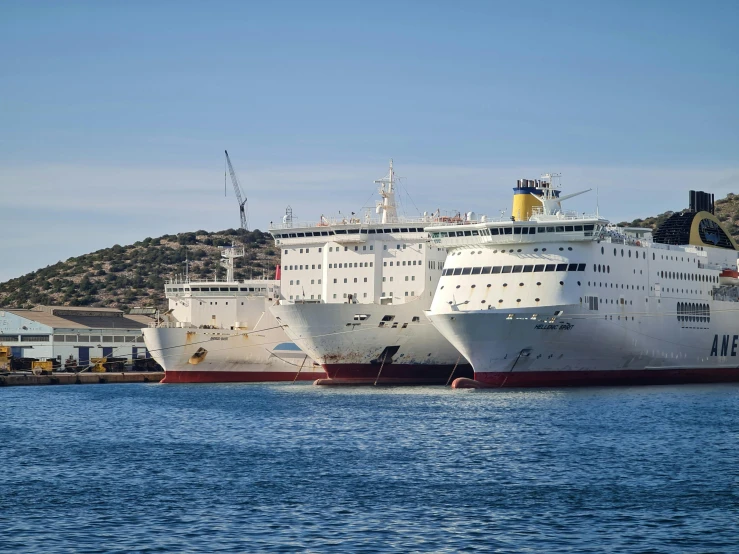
(161, 370, 326, 384)
(468, 367, 739, 388)
(322, 363, 474, 384)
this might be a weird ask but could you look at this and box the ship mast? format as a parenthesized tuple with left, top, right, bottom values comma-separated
(375, 159, 397, 224)
(219, 243, 245, 282)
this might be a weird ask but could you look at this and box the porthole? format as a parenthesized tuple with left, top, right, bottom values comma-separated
(614, 248, 617, 256)
(440, 286, 444, 290)
(487, 284, 492, 288)
(542, 248, 547, 252)
(568, 247, 573, 251)
(519, 283, 524, 287)
(534, 248, 539, 252)
(536, 282, 542, 286)
(517, 249, 522, 253)
(577, 281, 581, 286)
(478, 251, 482, 254)
(559, 247, 564, 251)
(503, 283, 508, 287)
(481, 300, 486, 304)
(535, 298, 540, 302)
(456, 285, 460, 289)
(471, 284, 476, 288)
(559, 281, 564, 285)
(498, 300, 503, 303)
(601, 247, 604, 254)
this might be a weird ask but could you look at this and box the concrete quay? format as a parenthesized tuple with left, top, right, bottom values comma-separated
(0, 372, 164, 387)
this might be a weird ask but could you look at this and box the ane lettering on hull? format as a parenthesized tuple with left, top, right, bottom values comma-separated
(710, 334, 739, 356)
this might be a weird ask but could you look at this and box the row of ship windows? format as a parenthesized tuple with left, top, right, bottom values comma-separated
(288, 291, 417, 301)
(275, 227, 427, 239)
(287, 244, 425, 255)
(0, 334, 146, 343)
(166, 287, 267, 292)
(432, 224, 597, 238)
(442, 264, 586, 276)
(289, 276, 418, 285)
(677, 302, 710, 322)
(285, 260, 430, 270)
(659, 271, 717, 283)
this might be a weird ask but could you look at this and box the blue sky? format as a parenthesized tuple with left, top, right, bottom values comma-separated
(1, 0, 738, 281)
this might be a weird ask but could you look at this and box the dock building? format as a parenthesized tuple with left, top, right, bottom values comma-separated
(0, 306, 154, 370)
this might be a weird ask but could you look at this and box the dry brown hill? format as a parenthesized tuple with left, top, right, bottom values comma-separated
(0, 229, 278, 310)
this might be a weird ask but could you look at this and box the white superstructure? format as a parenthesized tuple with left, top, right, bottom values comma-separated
(143, 245, 324, 383)
(269, 161, 473, 384)
(425, 178, 739, 387)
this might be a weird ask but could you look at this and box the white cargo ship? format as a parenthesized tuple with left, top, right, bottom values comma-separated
(269, 161, 472, 384)
(425, 176, 739, 387)
(143, 245, 324, 383)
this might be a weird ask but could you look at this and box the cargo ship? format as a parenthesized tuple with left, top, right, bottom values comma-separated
(143, 245, 325, 383)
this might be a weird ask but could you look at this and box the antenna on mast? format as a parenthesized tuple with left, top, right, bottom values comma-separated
(374, 159, 397, 224)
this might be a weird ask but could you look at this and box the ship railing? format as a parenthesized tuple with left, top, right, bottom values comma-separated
(269, 214, 479, 230)
(165, 277, 275, 285)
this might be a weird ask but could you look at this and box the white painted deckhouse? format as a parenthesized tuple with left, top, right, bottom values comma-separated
(269, 160, 473, 384)
(143, 244, 324, 383)
(0, 305, 153, 370)
(425, 176, 739, 388)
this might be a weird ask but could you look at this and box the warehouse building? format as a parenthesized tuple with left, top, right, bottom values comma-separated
(0, 305, 154, 370)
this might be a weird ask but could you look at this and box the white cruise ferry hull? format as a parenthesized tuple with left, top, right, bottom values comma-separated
(429, 303, 739, 388)
(143, 326, 325, 383)
(270, 299, 473, 384)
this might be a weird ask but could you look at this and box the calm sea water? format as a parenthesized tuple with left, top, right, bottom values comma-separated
(1, 382, 737, 553)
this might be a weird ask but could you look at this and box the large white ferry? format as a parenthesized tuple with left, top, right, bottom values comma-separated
(268, 161, 473, 384)
(143, 245, 325, 383)
(426, 177, 739, 388)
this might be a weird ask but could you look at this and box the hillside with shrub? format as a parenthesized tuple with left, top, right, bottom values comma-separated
(0, 229, 278, 310)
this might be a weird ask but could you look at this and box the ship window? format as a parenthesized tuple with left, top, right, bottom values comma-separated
(453, 268, 463, 275)
(368, 229, 376, 234)
(502, 266, 512, 273)
(392, 228, 400, 233)
(546, 227, 555, 232)
(568, 264, 578, 271)
(565, 226, 574, 232)
(490, 228, 499, 235)
(534, 264, 545, 272)
(471, 230, 479, 236)
(574, 225, 583, 231)
(471, 267, 482, 275)
(401, 228, 409, 232)
(584, 224, 594, 231)
(512, 265, 523, 273)
(555, 226, 565, 232)
(523, 265, 534, 273)
(514, 227, 522, 235)
(578, 263, 586, 271)
(545, 264, 556, 271)
(297, 233, 305, 237)
(229, 287, 238, 291)
(461, 268, 472, 275)
(191, 287, 201, 291)
(481, 266, 492, 274)
(492, 267, 502, 274)
(556, 264, 568, 271)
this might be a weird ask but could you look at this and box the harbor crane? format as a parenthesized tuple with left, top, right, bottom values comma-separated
(224, 150, 248, 234)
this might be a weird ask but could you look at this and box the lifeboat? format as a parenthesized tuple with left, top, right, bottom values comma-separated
(719, 268, 739, 285)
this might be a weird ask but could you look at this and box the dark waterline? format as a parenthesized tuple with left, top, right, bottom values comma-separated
(1, 383, 737, 553)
